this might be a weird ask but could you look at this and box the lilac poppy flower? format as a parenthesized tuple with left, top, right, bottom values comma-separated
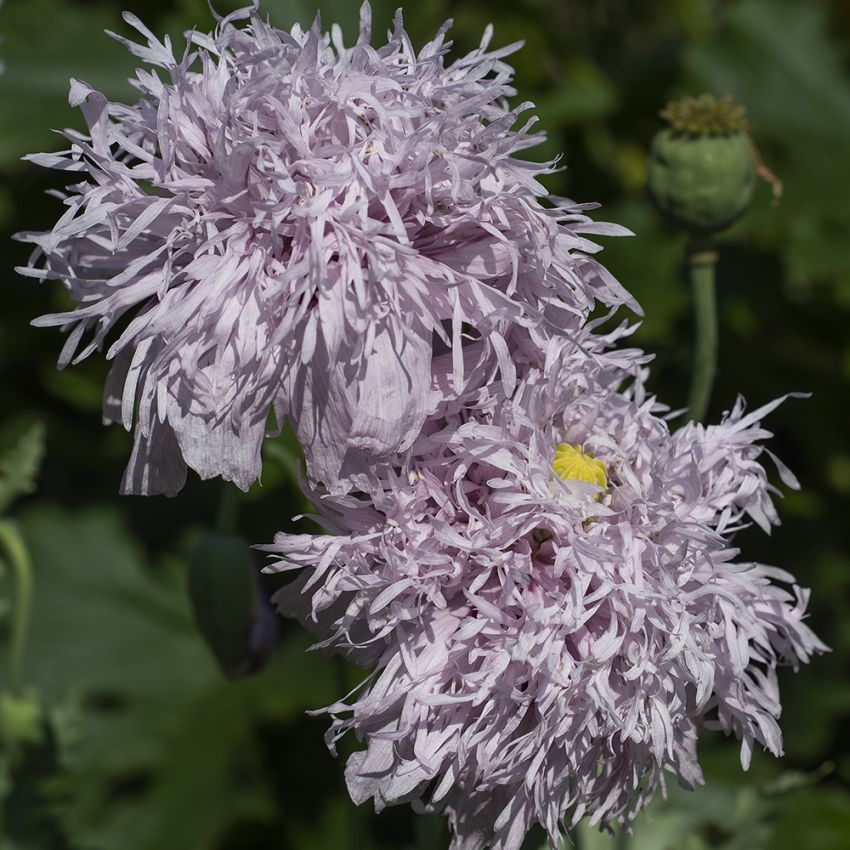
(18, 3, 635, 495)
(266, 341, 824, 849)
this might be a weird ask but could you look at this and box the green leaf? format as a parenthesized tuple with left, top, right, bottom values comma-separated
(15, 506, 336, 850)
(599, 198, 688, 346)
(0, 0, 139, 170)
(0, 689, 44, 751)
(534, 59, 619, 126)
(263, 0, 361, 34)
(0, 422, 46, 516)
(188, 534, 257, 676)
(260, 424, 304, 488)
(0, 754, 10, 804)
(769, 786, 850, 850)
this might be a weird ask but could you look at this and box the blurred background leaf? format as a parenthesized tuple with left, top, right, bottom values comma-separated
(682, 0, 850, 299)
(0, 422, 45, 516)
(16, 507, 340, 850)
(1, 0, 850, 848)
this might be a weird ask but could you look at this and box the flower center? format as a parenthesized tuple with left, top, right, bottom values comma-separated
(553, 443, 607, 489)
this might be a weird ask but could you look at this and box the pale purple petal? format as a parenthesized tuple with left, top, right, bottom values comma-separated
(20, 4, 635, 494)
(265, 336, 825, 850)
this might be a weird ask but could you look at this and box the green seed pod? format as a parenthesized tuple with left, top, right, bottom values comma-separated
(647, 95, 756, 234)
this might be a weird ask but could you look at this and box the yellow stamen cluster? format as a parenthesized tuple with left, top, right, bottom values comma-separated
(553, 443, 607, 489)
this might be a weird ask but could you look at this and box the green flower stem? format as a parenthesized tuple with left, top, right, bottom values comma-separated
(0, 521, 33, 693)
(687, 240, 720, 423)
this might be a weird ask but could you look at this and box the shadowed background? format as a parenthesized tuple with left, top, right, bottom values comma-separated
(1, 1, 849, 848)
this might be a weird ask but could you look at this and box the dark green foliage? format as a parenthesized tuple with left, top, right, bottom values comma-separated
(189, 534, 259, 676)
(0, 423, 46, 516)
(1, 1, 849, 848)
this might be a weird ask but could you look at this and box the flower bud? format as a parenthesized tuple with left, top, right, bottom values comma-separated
(647, 95, 756, 234)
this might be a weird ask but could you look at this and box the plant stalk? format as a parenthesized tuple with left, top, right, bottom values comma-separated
(0, 521, 34, 693)
(687, 240, 719, 423)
